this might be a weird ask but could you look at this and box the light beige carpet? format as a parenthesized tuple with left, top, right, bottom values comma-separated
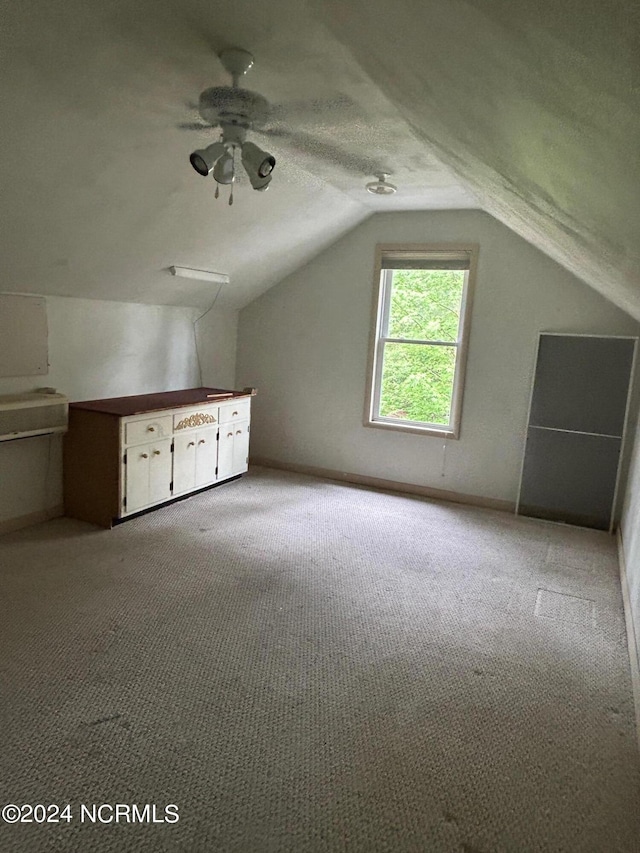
(0, 466, 638, 852)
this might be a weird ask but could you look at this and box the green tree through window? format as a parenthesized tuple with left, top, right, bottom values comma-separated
(379, 270, 464, 425)
(367, 246, 476, 437)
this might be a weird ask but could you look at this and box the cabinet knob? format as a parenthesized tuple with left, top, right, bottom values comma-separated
(232, 411, 238, 416)
(147, 426, 155, 432)
(199, 439, 206, 445)
(227, 432, 233, 438)
(153, 450, 161, 455)
(236, 430, 242, 435)
(188, 441, 195, 447)
(141, 453, 149, 459)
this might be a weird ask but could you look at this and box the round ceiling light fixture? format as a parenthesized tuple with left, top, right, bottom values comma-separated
(366, 173, 397, 195)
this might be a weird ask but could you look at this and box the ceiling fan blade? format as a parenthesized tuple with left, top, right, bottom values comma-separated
(254, 125, 291, 139)
(265, 93, 364, 127)
(256, 126, 381, 176)
(178, 122, 211, 131)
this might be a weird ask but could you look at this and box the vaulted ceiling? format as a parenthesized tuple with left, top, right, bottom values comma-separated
(0, 0, 637, 316)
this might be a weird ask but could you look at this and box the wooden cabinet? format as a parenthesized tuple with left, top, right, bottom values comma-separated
(64, 387, 253, 527)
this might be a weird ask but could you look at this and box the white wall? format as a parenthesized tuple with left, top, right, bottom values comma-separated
(196, 305, 238, 391)
(621, 422, 640, 663)
(237, 209, 640, 504)
(0, 295, 234, 528)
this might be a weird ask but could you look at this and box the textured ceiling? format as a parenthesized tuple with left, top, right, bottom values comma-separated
(0, 0, 474, 312)
(315, 0, 640, 320)
(0, 0, 637, 315)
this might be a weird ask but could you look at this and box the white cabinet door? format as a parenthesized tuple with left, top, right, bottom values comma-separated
(194, 429, 218, 488)
(217, 420, 249, 480)
(174, 428, 218, 493)
(125, 446, 150, 513)
(217, 426, 235, 481)
(125, 439, 172, 513)
(149, 442, 173, 504)
(173, 433, 197, 494)
(231, 421, 249, 475)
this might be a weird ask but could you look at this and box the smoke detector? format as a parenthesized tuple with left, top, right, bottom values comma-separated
(366, 173, 397, 195)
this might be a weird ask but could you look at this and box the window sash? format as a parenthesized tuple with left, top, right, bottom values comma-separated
(380, 251, 471, 270)
(375, 340, 459, 429)
(379, 268, 465, 344)
(381, 337, 460, 348)
(371, 267, 468, 431)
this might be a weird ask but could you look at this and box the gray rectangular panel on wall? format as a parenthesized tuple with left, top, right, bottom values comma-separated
(0, 295, 48, 377)
(517, 333, 636, 531)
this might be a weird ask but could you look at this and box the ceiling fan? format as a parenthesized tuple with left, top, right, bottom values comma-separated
(181, 48, 388, 203)
(183, 48, 275, 202)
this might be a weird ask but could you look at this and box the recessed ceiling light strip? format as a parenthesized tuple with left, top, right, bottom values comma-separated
(169, 267, 230, 285)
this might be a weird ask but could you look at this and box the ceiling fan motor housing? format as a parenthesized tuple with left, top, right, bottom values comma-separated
(198, 87, 270, 129)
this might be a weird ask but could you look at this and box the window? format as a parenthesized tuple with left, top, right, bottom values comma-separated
(365, 244, 478, 438)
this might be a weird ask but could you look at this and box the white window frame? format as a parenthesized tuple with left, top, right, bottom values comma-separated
(364, 243, 479, 439)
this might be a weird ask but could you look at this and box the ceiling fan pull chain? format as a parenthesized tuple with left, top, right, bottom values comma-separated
(228, 147, 237, 205)
(214, 183, 220, 200)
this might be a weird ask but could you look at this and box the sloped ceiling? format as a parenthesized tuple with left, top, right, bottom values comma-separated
(0, 0, 637, 316)
(0, 0, 474, 312)
(314, 0, 640, 319)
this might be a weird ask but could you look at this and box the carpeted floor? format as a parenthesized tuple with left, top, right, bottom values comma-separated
(0, 466, 639, 852)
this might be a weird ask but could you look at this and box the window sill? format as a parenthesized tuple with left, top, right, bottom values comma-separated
(364, 418, 459, 439)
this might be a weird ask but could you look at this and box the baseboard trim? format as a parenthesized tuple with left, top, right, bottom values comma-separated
(0, 505, 64, 536)
(251, 457, 515, 513)
(616, 528, 640, 757)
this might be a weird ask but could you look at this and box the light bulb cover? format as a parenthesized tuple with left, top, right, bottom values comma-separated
(189, 141, 227, 176)
(241, 141, 276, 181)
(247, 170, 273, 191)
(213, 151, 235, 184)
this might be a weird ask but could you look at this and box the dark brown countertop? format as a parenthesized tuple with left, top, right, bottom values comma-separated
(70, 387, 253, 417)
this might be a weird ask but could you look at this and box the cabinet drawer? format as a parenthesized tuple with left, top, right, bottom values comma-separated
(173, 406, 219, 432)
(219, 399, 250, 424)
(124, 415, 172, 446)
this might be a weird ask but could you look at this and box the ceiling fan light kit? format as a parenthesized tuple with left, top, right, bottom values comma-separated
(187, 48, 276, 201)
